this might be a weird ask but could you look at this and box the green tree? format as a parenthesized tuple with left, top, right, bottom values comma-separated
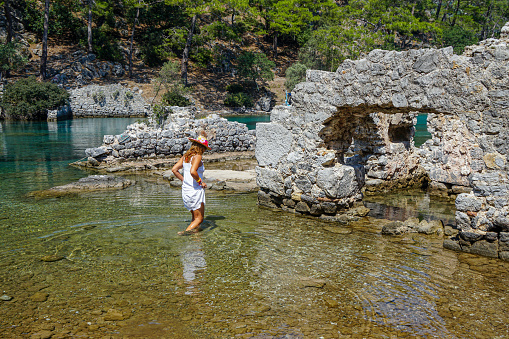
(284, 62, 307, 91)
(236, 51, 275, 90)
(0, 42, 29, 79)
(153, 60, 190, 106)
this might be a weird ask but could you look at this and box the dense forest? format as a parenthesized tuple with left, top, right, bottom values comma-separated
(0, 0, 508, 113)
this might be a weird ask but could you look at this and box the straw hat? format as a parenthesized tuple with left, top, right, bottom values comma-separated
(188, 135, 211, 150)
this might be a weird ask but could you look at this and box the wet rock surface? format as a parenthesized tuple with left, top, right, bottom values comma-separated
(27, 175, 133, 197)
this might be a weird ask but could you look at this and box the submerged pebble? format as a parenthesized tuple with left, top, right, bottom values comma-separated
(40, 255, 65, 262)
(1, 295, 12, 301)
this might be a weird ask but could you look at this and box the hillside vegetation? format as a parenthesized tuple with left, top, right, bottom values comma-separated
(1, 0, 508, 113)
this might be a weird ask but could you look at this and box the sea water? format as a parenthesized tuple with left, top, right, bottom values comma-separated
(0, 118, 508, 339)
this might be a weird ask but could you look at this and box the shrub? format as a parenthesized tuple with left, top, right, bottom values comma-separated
(225, 83, 244, 94)
(152, 104, 171, 126)
(162, 91, 190, 107)
(443, 26, 478, 54)
(191, 47, 213, 69)
(92, 91, 106, 103)
(285, 63, 308, 91)
(0, 42, 29, 79)
(90, 25, 124, 63)
(224, 92, 253, 107)
(1, 76, 69, 120)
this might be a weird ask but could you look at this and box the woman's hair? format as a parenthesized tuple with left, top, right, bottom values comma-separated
(183, 130, 207, 163)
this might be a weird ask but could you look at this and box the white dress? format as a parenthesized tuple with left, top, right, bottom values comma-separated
(181, 158, 205, 211)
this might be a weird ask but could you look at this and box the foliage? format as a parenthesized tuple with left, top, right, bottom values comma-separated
(236, 51, 275, 89)
(152, 103, 171, 125)
(84, 24, 124, 62)
(225, 83, 244, 94)
(162, 90, 191, 107)
(224, 92, 253, 107)
(0, 42, 29, 78)
(24, 0, 83, 41)
(190, 47, 213, 69)
(443, 26, 478, 54)
(139, 29, 171, 66)
(1, 76, 70, 120)
(92, 90, 106, 103)
(299, 20, 383, 71)
(284, 62, 307, 91)
(155, 60, 188, 95)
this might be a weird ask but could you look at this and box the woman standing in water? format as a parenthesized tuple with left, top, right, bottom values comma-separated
(172, 131, 211, 235)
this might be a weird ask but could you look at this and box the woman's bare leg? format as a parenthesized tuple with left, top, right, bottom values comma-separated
(178, 203, 204, 235)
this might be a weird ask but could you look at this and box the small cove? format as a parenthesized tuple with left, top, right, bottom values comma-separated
(0, 117, 508, 338)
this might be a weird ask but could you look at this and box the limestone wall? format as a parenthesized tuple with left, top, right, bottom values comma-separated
(86, 107, 255, 160)
(255, 22, 509, 260)
(69, 84, 150, 118)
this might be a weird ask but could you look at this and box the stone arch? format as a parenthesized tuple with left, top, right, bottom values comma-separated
(256, 22, 509, 259)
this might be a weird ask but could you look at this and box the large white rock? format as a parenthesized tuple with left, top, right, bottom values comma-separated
(255, 123, 293, 167)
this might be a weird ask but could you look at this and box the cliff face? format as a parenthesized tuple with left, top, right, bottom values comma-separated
(255, 22, 509, 260)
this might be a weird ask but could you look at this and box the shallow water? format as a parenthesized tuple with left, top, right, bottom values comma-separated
(1, 119, 508, 339)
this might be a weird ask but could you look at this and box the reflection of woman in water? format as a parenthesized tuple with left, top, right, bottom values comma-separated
(180, 239, 207, 295)
(172, 130, 211, 235)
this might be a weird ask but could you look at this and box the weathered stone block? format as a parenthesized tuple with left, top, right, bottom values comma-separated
(309, 204, 323, 216)
(460, 230, 484, 242)
(295, 201, 310, 213)
(443, 237, 462, 252)
(317, 165, 360, 199)
(499, 251, 509, 261)
(455, 193, 483, 212)
(255, 123, 293, 167)
(382, 221, 409, 235)
(320, 202, 337, 215)
(257, 190, 277, 208)
(499, 232, 509, 251)
(469, 240, 498, 258)
(255, 167, 285, 195)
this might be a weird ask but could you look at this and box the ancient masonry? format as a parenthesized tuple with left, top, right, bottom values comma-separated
(48, 84, 150, 120)
(255, 22, 509, 260)
(85, 107, 255, 161)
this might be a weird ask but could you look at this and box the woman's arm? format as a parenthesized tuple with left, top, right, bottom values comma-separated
(190, 154, 207, 188)
(171, 156, 184, 182)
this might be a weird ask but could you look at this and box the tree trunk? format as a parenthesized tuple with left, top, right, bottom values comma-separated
(181, 14, 196, 87)
(128, 0, 141, 78)
(451, 0, 461, 27)
(88, 0, 93, 53)
(40, 0, 50, 80)
(273, 33, 278, 59)
(4, 0, 13, 44)
(435, 0, 442, 20)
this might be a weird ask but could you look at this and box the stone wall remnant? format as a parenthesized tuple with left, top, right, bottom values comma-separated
(86, 107, 255, 162)
(256, 21, 509, 260)
(69, 84, 150, 118)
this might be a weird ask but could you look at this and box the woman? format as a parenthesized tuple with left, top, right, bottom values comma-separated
(172, 131, 211, 235)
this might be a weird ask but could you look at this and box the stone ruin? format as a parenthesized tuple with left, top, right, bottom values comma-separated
(85, 106, 255, 162)
(255, 22, 509, 260)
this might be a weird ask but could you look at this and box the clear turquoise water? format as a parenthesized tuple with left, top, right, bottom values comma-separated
(225, 114, 270, 130)
(415, 113, 432, 147)
(1, 117, 509, 339)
